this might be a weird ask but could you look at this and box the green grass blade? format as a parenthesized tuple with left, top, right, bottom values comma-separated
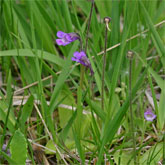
(0, 150, 16, 164)
(19, 95, 34, 133)
(97, 67, 147, 164)
(49, 42, 79, 114)
(139, 0, 165, 66)
(59, 111, 77, 143)
(135, 52, 164, 90)
(72, 128, 85, 164)
(158, 90, 165, 130)
(0, 49, 64, 66)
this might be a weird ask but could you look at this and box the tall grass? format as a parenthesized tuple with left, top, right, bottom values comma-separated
(0, 0, 164, 164)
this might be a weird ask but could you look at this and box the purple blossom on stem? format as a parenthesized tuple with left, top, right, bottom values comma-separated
(144, 108, 156, 121)
(56, 31, 79, 46)
(72, 51, 94, 75)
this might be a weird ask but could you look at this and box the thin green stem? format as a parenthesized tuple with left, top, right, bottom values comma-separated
(79, 37, 83, 52)
(101, 17, 111, 111)
(101, 22, 108, 110)
(128, 51, 137, 165)
(80, 66, 85, 89)
(85, 0, 94, 53)
(80, 0, 94, 89)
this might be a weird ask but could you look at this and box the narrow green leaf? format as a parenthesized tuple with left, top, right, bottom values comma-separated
(0, 151, 16, 164)
(86, 98, 106, 121)
(19, 95, 34, 133)
(6, 70, 12, 103)
(61, 0, 73, 32)
(0, 105, 15, 133)
(135, 52, 164, 90)
(107, 0, 137, 114)
(139, 0, 165, 66)
(49, 42, 79, 114)
(59, 111, 77, 143)
(158, 90, 165, 130)
(97, 67, 147, 164)
(0, 49, 64, 66)
(72, 128, 85, 164)
(139, 143, 163, 164)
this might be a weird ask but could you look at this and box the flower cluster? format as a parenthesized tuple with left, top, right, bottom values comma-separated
(56, 31, 93, 75)
(72, 51, 90, 67)
(72, 51, 94, 75)
(144, 108, 156, 121)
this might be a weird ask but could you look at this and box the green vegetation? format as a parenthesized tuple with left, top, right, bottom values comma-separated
(0, 0, 164, 164)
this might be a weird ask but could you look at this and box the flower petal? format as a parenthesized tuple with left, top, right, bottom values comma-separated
(57, 31, 66, 38)
(62, 41, 71, 46)
(144, 110, 156, 121)
(79, 51, 86, 57)
(56, 39, 64, 45)
(73, 51, 82, 59)
(80, 56, 90, 66)
(71, 57, 79, 62)
(72, 51, 93, 75)
(66, 33, 79, 42)
(56, 39, 70, 46)
(65, 34, 73, 42)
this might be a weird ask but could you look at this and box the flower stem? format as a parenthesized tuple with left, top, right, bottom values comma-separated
(101, 17, 111, 111)
(80, 0, 94, 89)
(80, 66, 85, 89)
(85, 0, 94, 53)
(79, 37, 83, 52)
(127, 51, 137, 165)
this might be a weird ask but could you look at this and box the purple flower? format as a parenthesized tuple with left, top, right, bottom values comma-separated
(56, 31, 79, 46)
(72, 51, 94, 75)
(144, 108, 156, 121)
(72, 51, 89, 66)
(2, 144, 11, 156)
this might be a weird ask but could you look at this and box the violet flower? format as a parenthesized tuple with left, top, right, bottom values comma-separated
(144, 108, 156, 121)
(2, 144, 11, 156)
(72, 51, 94, 75)
(56, 31, 79, 46)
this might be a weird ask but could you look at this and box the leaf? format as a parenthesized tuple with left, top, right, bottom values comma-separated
(74, 0, 90, 15)
(72, 128, 85, 164)
(0, 150, 16, 164)
(139, 143, 163, 164)
(0, 105, 15, 133)
(139, 0, 165, 66)
(97, 67, 147, 164)
(19, 95, 34, 133)
(158, 90, 165, 130)
(135, 52, 164, 90)
(0, 49, 64, 66)
(49, 42, 79, 114)
(59, 110, 77, 143)
(0, 91, 15, 134)
(10, 130, 27, 165)
(114, 150, 134, 165)
(86, 98, 106, 121)
(45, 140, 56, 155)
(6, 70, 12, 103)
